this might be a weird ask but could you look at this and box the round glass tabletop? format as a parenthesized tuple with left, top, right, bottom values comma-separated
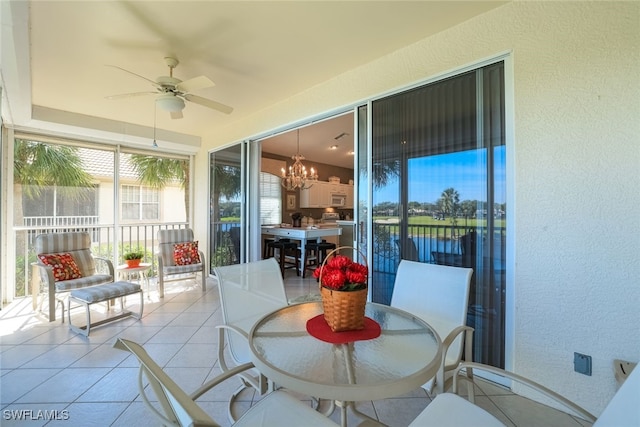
(249, 301, 442, 402)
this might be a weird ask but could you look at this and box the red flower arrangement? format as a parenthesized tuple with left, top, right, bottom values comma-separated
(313, 255, 368, 292)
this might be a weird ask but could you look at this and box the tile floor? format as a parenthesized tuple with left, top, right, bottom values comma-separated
(0, 273, 593, 426)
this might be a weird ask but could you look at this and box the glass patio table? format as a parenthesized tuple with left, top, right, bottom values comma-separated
(249, 301, 442, 426)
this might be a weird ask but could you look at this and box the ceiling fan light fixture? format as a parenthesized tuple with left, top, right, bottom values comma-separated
(156, 94, 185, 112)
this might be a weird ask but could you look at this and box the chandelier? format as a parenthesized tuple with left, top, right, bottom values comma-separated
(281, 129, 318, 190)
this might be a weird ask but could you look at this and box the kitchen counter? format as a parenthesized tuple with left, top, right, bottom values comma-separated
(261, 226, 342, 239)
(262, 226, 342, 274)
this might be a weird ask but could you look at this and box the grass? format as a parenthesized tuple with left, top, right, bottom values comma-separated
(373, 215, 505, 239)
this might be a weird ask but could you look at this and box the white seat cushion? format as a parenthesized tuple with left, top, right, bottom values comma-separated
(234, 390, 337, 426)
(409, 393, 504, 427)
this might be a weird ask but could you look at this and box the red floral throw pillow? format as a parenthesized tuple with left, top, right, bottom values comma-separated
(38, 253, 83, 282)
(173, 241, 201, 266)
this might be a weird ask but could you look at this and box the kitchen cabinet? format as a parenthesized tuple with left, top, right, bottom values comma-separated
(345, 184, 354, 209)
(300, 181, 328, 208)
(300, 182, 354, 208)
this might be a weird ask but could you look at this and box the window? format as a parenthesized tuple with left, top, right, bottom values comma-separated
(121, 185, 159, 220)
(260, 172, 281, 224)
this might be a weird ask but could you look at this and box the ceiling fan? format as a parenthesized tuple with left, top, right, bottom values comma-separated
(106, 57, 233, 119)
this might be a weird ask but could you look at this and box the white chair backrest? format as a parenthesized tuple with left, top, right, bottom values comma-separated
(114, 338, 218, 427)
(214, 258, 289, 363)
(594, 364, 640, 426)
(391, 260, 473, 360)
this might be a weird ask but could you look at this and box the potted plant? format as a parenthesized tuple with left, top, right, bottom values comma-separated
(123, 249, 144, 268)
(313, 247, 368, 332)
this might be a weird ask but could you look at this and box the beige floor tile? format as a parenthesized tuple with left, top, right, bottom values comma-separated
(0, 278, 599, 427)
(0, 368, 61, 405)
(75, 367, 140, 402)
(15, 367, 111, 404)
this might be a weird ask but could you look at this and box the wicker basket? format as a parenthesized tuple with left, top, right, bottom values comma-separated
(319, 246, 368, 332)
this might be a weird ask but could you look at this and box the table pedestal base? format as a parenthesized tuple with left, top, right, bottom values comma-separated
(323, 399, 386, 427)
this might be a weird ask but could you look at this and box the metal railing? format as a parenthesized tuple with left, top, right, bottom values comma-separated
(11, 222, 188, 299)
(372, 221, 506, 274)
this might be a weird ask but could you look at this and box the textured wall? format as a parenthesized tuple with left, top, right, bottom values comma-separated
(194, 2, 640, 415)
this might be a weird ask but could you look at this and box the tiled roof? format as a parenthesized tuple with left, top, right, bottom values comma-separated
(78, 148, 140, 180)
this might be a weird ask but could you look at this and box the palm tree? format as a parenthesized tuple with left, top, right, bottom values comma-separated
(14, 139, 94, 228)
(211, 164, 241, 223)
(438, 187, 461, 236)
(13, 139, 94, 294)
(129, 155, 191, 218)
(370, 159, 401, 188)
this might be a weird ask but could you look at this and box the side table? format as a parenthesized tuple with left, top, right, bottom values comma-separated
(116, 263, 152, 297)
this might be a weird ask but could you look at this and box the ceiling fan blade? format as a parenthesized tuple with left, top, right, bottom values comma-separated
(170, 111, 183, 120)
(184, 94, 233, 115)
(176, 75, 215, 93)
(105, 91, 156, 100)
(105, 65, 159, 87)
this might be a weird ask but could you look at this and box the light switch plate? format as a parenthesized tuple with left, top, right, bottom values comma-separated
(574, 352, 592, 376)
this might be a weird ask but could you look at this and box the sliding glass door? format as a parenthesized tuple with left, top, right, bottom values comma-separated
(209, 144, 244, 270)
(365, 62, 506, 367)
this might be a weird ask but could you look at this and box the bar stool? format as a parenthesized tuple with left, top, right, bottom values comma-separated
(266, 240, 299, 278)
(262, 238, 275, 259)
(303, 240, 336, 278)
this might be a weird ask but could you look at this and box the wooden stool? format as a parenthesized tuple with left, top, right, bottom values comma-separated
(263, 238, 276, 259)
(267, 240, 299, 278)
(303, 241, 336, 278)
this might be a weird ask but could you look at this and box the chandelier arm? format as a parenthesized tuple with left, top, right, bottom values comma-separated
(281, 130, 318, 190)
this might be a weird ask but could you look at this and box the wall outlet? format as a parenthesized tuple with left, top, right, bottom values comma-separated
(574, 352, 592, 376)
(614, 359, 637, 385)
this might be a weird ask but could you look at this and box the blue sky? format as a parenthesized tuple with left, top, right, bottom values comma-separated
(374, 147, 506, 205)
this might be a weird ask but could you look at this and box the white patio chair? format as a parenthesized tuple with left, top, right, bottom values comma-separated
(113, 338, 337, 427)
(213, 258, 289, 422)
(410, 361, 639, 426)
(391, 260, 474, 395)
(157, 228, 206, 298)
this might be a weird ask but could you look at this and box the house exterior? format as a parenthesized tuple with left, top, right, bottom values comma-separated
(1, 1, 638, 417)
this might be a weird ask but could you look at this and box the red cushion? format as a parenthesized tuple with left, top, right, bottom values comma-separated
(38, 253, 83, 282)
(173, 241, 201, 265)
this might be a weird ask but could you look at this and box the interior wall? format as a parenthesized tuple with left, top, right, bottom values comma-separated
(263, 153, 354, 222)
(194, 1, 640, 415)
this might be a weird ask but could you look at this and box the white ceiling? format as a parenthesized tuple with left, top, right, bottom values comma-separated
(2, 1, 506, 165)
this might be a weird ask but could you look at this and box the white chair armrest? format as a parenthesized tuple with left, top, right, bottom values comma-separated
(93, 256, 114, 277)
(452, 362, 596, 422)
(190, 362, 255, 400)
(438, 325, 474, 396)
(33, 261, 56, 286)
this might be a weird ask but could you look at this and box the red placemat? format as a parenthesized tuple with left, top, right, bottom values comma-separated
(306, 314, 381, 344)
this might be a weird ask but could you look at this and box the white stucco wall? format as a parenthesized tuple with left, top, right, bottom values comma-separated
(193, 2, 640, 415)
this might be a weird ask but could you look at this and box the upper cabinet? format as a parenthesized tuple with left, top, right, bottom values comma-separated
(300, 182, 354, 208)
